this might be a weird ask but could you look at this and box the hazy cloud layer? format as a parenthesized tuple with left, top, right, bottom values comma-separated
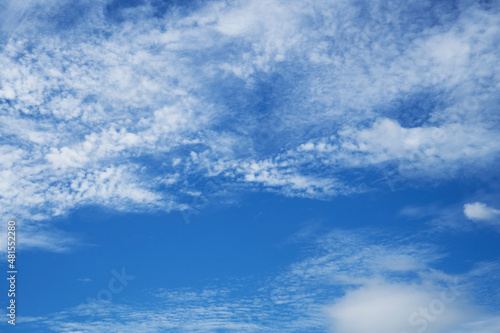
(17, 229, 500, 332)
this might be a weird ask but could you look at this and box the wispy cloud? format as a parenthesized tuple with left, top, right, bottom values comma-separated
(18, 229, 500, 332)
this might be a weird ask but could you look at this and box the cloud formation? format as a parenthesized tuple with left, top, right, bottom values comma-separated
(327, 281, 466, 333)
(0, 0, 499, 252)
(15, 229, 500, 332)
(464, 202, 500, 222)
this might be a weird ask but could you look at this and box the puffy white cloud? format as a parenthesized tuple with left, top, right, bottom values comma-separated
(464, 202, 500, 222)
(341, 119, 500, 171)
(327, 281, 467, 333)
(291, 118, 500, 179)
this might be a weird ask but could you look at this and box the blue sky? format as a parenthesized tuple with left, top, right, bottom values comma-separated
(0, 0, 500, 332)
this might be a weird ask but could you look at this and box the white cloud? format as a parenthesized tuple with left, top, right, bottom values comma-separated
(294, 118, 500, 177)
(0, 0, 499, 252)
(464, 202, 500, 222)
(326, 281, 467, 333)
(0, 221, 80, 254)
(18, 229, 500, 332)
(236, 159, 346, 198)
